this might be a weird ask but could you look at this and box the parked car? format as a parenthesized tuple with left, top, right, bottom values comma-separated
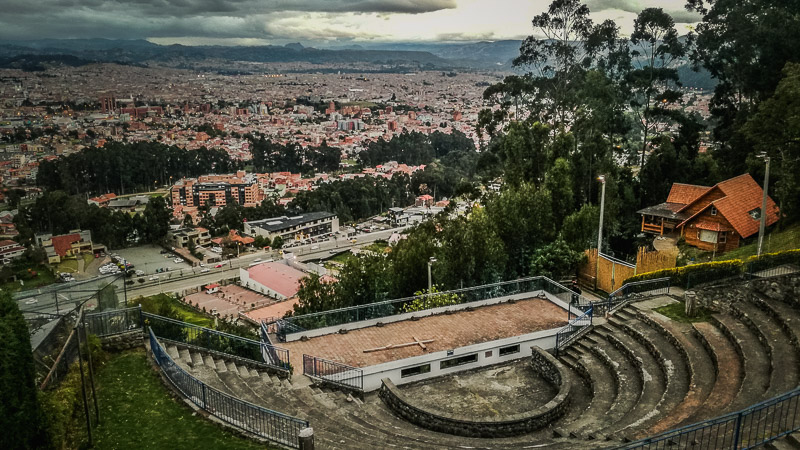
(214, 264, 223, 268)
(201, 268, 210, 273)
(149, 276, 159, 281)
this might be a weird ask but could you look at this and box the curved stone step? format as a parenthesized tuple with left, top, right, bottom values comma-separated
(599, 321, 668, 437)
(712, 314, 771, 411)
(752, 293, 800, 377)
(554, 338, 622, 438)
(569, 334, 641, 437)
(636, 309, 716, 433)
(733, 301, 799, 396)
(614, 310, 691, 437)
(688, 322, 743, 421)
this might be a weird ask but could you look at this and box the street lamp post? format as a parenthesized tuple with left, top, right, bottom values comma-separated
(427, 257, 437, 292)
(597, 175, 606, 253)
(757, 155, 771, 256)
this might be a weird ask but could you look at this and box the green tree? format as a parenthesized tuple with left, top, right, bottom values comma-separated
(530, 239, 583, 279)
(0, 291, 50, 449)
(142, 196, 170, 243)
(271, 236, 284, 249)
(627, 8, 689, 167)
(743, 62, 800, 222)
(401, 286, 460, 313)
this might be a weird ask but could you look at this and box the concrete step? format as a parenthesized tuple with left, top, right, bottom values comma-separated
(559, 345, 619, 436)
(689, 322, 743, 421)
(713, 314, 771, 411)
(166, 344, 180, 360)
(189, 351, 204, 367)
(752, 293, 800, 375)
(638, 309, 716, 434)
(735, 300, 800, 396)
(599, 322, 668, 436)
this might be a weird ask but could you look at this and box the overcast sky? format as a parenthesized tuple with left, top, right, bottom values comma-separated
(0, 0, 699, 45)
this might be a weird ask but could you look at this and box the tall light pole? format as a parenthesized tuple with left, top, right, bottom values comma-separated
(597, 175, 606, 253)
(427, 257, 437, 292)
(757, 155, 771, 257)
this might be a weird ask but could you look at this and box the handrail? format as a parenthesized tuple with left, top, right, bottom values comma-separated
(554, 304, 593, 357)
(143, 312, 291, 372)
(148, 328, 308, 448)
(616, 386, 800, 449)
(302, 354, 364, 392)
(279, 276, 593, 339)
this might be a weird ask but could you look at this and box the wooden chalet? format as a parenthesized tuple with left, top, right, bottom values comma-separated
(638, 174, 780, 252)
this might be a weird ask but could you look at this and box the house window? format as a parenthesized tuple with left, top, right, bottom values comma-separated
(719, 232, 727, 244)
(700, 230, 717, 243)
(440, 353, 478, 370)
(401, 364, 431, 378)
(499, 344, 521, 356)
(711, 206, 717, 216)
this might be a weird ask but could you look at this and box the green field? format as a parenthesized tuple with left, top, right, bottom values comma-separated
(129, 293, 215, 327)
(0, 264, 57, 292)
(92, 350, 271, 450)
(654, 301, 714, 324)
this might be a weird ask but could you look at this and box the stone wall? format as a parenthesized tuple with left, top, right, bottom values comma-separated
(99, 329, 144, 352)
(689, 273, 800, 311)
(378, 347, 571, 438)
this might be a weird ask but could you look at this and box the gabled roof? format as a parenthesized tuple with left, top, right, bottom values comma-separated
(677, 174, 780, 238)
(667, 183, 710, 205)
(50, 233, 82, 258)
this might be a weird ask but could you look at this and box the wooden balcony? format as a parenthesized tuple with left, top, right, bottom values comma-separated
(641, 216, 665, 235)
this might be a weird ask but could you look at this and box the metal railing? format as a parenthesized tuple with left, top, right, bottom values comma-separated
(618, 386, 800, 449)
(85, 306, 143, 337)
(149, 328, 309, 448)
(143, 313, 290, 372)
(303, 354, 364, 392)
(605, 277, 671, 312)
(277, 276, 592, 341)
(554, 304, 593, 357)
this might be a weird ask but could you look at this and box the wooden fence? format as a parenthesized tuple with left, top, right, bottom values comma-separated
(579, 247, 677, 294)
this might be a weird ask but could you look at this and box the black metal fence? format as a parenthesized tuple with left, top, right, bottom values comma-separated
(554, 304, 593, 357)
(143, 312, 291, 373)
(303, 354, 363, 392)
(149, 328, 309, 448)
(85, 306, 143, 337)
(617, 386, 800, 449)
(605, 277, 671, 312)
(278, 276, 592, 341)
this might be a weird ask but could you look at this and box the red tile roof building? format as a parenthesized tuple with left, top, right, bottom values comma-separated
(639, 174, 779, 252)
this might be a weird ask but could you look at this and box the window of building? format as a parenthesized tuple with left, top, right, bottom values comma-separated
(499, 344, 521, 357)
(700, 229, 717, 243)
(401, 364, 431, 378)
(719, 232, 727, 244)
(440, 353, 478, 370)
(711, 206, 717, 216)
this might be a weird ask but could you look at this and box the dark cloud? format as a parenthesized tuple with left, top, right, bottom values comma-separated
(585, 0, 701, 23)
(585, 0, 642, 14)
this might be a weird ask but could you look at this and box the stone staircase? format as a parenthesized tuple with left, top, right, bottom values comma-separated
(155, 278, 800, 449)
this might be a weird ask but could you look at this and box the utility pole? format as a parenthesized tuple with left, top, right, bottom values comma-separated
(757, 156, 771, 257)
(597, 175, 606, 253)
(427, 257, 436, 292)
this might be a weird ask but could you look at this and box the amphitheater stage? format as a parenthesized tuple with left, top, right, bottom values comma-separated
(281, 296, 569, 389)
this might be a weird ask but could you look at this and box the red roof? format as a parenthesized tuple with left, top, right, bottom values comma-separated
(677, 174, 779, 238)
(50, 233, 81, 258)
(666, 183, 710, 205)
(205, 283, 220, 289)
(245, 262, 305, 298)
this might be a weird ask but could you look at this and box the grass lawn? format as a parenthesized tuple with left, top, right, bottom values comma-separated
(56, 258, 80, 273)
(329, 251, 356, 264)
(0, 264, 58, 292)
(655, 301, 714, 324)
(93, 350, 271, 450)
(129, 293, 215, 328)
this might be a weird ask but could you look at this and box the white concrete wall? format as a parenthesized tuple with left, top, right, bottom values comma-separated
(358, 328, 559, 392)
(238, 267, 287, 300)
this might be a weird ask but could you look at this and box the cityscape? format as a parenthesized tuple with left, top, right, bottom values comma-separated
(2, 1, 800, 449)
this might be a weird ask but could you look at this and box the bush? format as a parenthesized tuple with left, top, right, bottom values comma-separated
(746, 249, 800, 273)
(624, 259, 744, 288)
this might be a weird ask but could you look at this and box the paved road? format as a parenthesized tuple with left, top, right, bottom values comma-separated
(18, 226, 408, 316)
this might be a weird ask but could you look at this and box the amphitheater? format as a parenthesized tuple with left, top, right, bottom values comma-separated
(98, 271, 800, 449)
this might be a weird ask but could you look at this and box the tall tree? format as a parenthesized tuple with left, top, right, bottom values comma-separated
(627, 8, 690, 167)
(0, 291, 50, 449)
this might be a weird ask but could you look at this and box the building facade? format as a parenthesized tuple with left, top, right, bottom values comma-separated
(170, 171, 263, 209)
(244, 212, 339, 243)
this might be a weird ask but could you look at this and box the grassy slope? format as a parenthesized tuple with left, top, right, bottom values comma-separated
(93, 349, 270, 450)
(679, 222, 800, 264)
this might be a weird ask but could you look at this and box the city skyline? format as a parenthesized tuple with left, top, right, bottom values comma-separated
(1, 0, 700, 45)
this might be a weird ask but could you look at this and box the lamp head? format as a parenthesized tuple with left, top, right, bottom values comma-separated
(597, 175, 605, 183)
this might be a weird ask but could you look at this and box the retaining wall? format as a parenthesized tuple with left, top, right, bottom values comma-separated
(378, 347, 571, 438)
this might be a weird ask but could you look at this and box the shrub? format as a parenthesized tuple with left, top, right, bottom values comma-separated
(746, 249, 800, 273)
(624, 259, 744, 288)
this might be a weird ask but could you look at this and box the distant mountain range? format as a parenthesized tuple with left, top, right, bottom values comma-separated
(0, 38, 716, 89)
